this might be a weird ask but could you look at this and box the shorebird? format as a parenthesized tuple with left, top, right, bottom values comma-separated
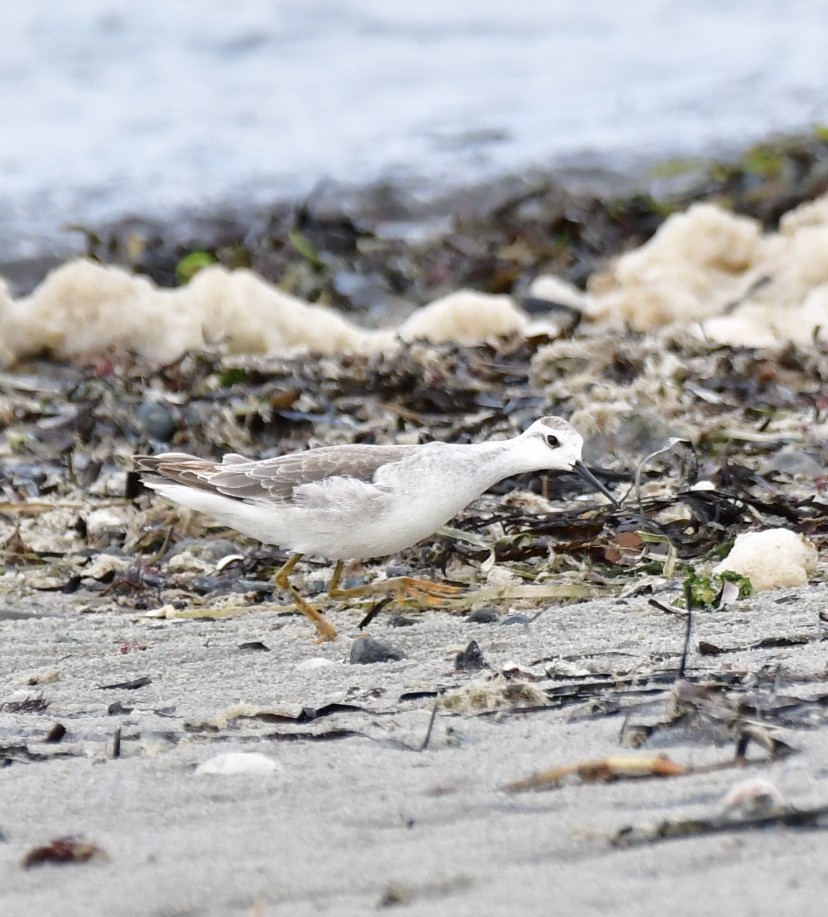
(135, 416, 614, 640)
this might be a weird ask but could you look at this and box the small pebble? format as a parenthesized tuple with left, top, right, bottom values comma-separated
(455, 640, 487, 672)
(385, 563, 410, 578)
(387, 614, 417, 627)
(765, 449, 822, 477)
(135, 402, 176, 440)
(107, 701, 133, 716)
(44, 723, 66, 743)
(238, 641, 270, 653)
(499, 613, 532, 626)
(167, 538, 240, 562)
(467, 608, 499, 624)
(350, 636, 405, 664)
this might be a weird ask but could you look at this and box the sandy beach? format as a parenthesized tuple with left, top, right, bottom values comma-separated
(1, 575, 827, 916)
(3, 8, 828, 911)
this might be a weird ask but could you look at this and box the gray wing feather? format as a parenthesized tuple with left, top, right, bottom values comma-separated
(136, 445, 415, 505)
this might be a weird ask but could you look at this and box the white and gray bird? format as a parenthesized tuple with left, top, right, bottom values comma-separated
(135, 416, 613, 640)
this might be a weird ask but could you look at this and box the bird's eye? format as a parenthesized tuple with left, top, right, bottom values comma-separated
(545, 434, 560, 448)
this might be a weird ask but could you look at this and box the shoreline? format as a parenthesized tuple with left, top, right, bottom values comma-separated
(3, 128, 828, 302)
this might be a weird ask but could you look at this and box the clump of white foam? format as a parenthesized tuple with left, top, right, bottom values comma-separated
(588, 203, 764, 329)
(537, 194, 828, 346)
(398, 290, 527, 344)
(5, 192, 828, 365)
(714, 528, 818, 591)
(0, 259, 555, 367)
(0, 260, 386, 364)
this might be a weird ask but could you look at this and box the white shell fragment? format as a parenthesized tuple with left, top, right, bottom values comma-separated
(194, 752, 282, 777)
(214, 553, 245, 573)
(714, 528, 818, 591)
(722, 777, 787, 815)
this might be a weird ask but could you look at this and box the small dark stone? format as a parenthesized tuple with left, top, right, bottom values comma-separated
(61, 574, 82, 594)
(384, 563, 410, 578)
(387, 614, 417, 627)
(467, 607, 499, 624)
(455, 640, 486, 672)
(167, 538, 240, 562)
(74, 457, 103, 488)
(44, 723, 66, 743)
(107, 701, 133, 715)
(187, 576, 226, 595)
(238, 641, 270, 652)
(499, 613, 532, 626)
(765, 448, 822, 477)
(139, 572, 166, 589)
(135, 402, 176, 440)
(350, 636, 405, 665)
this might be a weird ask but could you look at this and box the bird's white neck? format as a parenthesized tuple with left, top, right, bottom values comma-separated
(440, 438, 533, 503)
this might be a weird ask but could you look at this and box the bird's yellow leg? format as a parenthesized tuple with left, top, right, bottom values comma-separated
(327, 561, 463, 607)
(274, 553, 337, 642)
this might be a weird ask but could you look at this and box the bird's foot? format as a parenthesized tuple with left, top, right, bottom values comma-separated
(330, 575, 463, 607)
(275, 584, 337, 642)
(274, 553, 338, 642)
(390, 576, 464, 605)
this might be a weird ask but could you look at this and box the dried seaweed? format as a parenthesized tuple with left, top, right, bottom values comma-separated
(26, 131, 828, 317)
(97, 676, 152, 691)
(0, 696, 49, 714)
(613, 801, 828, 847)
(21, 837, 108, 869)
(504, 753, 690, 793)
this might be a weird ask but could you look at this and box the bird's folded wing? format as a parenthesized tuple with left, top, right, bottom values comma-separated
(137, 445, 418, 505)
(236, 446, 416, 502)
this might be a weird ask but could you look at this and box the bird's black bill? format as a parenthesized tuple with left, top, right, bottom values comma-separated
(573, 461, 617, 505)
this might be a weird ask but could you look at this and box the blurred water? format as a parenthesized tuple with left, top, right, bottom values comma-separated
(2, 0, 828, 260)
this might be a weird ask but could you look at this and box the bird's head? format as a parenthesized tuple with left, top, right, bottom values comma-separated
(519, 416, 616, 503)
